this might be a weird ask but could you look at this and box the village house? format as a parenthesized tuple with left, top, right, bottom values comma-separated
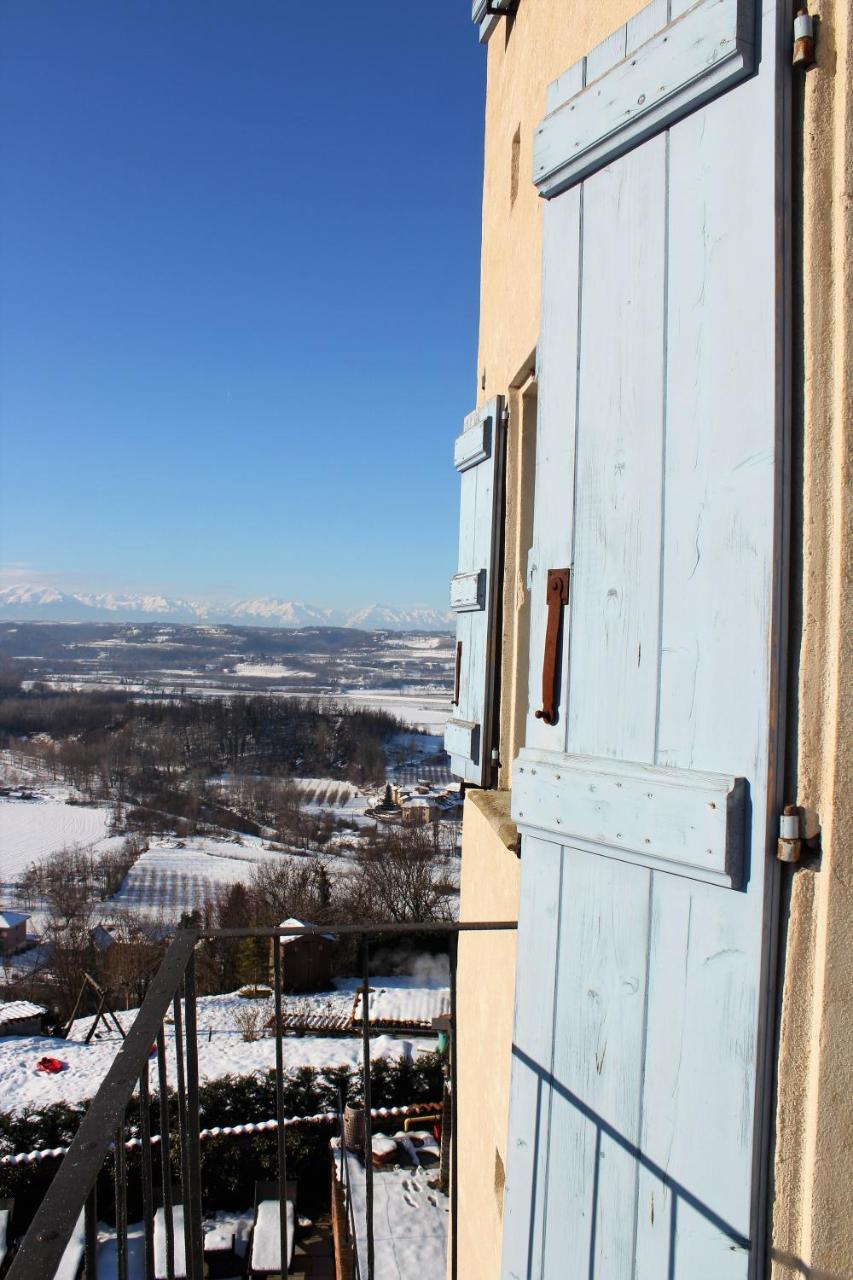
(445, 0, 852, 1277)
(0, 911, 29, 956)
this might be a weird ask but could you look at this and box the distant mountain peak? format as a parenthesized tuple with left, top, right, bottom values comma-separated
(0, 584, 453, 631)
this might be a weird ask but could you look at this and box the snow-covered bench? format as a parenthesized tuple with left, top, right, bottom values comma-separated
(154, 1202, 188, 1279)
(250, 1180, 296, 1277)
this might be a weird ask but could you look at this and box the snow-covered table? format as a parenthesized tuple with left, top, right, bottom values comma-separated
(154, 1205, 187, 1279)
(250, 1197, 295, 1273)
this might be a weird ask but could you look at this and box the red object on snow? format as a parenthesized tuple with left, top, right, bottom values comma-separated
(35, 1056, 67, 1074)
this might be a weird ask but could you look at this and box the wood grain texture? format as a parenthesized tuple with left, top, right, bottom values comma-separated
(534, 0, 754, 198)
(450, 569, 486, 613)
(565, 134, 667, 763)
(502, 837, 564, 1280)
(513, 749, 746, 886)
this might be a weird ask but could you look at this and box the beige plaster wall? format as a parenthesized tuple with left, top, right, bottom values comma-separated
(454, 790, 520, 1280)
(770, 0, 852, 1274)
(476, 0, 645, 410)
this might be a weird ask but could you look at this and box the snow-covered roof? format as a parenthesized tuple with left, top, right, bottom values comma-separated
(0, 911, 29, 929)
(402, 796, 434, 808)
(277, 918, 337, 946)
(0, 1000, 45, 1025)
(353, 982, 450, 1028)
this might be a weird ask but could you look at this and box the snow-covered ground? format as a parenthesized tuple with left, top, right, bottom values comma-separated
(230, 662, 315, 679)
(334, 1143, 448, 1278)
(106, 837, 324, 919)
(329, 691, 451, 734)
(0, 987, 436, 1115)
(0, 795, 114, 881)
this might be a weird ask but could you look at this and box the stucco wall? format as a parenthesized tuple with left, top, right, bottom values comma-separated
(769, 0, 852, 1274)
(455, 790, 520, 1280)
(476, 0, 646, 409)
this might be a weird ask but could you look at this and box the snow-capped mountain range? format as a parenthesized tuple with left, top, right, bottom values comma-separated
(0, 585, 453, 632)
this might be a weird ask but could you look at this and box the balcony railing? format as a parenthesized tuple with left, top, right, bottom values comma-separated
(6, 920, 516, 1280)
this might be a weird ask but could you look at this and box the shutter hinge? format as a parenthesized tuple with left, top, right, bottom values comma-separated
(792, 6, 816, 69)
(776, 805, 802, 863)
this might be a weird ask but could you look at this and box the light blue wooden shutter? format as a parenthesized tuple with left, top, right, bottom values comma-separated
(503, 0, 788, 1275)
(472, 0, 513, 44)
(445, 396, 505, 786)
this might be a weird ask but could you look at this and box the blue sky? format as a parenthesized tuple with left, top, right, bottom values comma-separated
(0, 2, 485, 610)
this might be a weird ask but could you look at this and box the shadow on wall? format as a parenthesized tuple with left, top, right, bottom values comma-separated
(769, 1253, 849, 1280)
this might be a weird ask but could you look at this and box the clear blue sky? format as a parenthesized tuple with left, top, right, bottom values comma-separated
(0, 1, 485, 610)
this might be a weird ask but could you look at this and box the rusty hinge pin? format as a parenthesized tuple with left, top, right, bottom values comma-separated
(777, 804, 802, 863)
(793, 7, 815, 68)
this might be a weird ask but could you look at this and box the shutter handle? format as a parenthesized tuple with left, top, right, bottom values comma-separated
(453, 640, 463, 706)
(534, 568, 570, 725)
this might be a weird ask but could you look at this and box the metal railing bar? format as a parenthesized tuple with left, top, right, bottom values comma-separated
(361, 937, 374, 1280)
(449, 931, 459, 1280)
(156, 1027, 176, 1280)
(205, 921, 518, 939)
(5, 929, 197, 1280)
(172, 991, 192, 1277)
(7, 921, 518, 1280)
(183, 953, 205, 1280)
(85, 1184, 98, 1280)
(115, 1120, 128, 1280)
(139, 1067, 155, 1280)
(272, 935, 290, 1278)
(337, 1091, 361, 1280)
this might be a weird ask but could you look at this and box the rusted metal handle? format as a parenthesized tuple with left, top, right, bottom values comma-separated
(534, 568, 570, 725)
(453, 641, 462, 706)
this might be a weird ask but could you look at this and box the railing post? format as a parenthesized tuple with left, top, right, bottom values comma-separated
(183, 949, 205, 1280)
(171, 990, 192, 1273)
(114, 1121, 128, 1280)
(156, 1028, 176, 1280)
(84, 1183, 98, 1280)
(449, 929, 459, 1280)
(361, 934, 374, 1280)
(273, 932, 290, 1276)
(139, 1065, 155, 1280)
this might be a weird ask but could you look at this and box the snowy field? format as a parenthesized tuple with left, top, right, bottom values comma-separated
(329, 691, 451, 734)
(0, 796, 114, 880)
(106, 837, 330, 920)
(335, 1145, 448, 1278)
(0, 987, 437, 1115)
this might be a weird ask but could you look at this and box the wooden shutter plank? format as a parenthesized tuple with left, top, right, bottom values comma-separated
(512, 748, 746, 887)
(566, 137, 667, 764)
(502, 837, 563, 1280)
(525, 182, 583, 755)
(533, 0, 754, 198)
(541, 850, 652, 1278)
